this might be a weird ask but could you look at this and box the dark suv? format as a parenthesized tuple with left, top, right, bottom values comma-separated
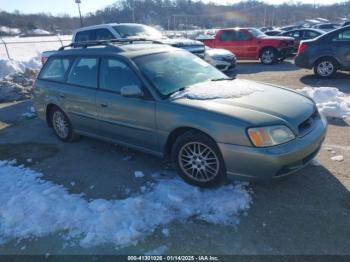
(295, 26, 350, 78)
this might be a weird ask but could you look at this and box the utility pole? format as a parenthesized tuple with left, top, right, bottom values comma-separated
(75, 0, 83, 27)
(132, 0, 135, 23)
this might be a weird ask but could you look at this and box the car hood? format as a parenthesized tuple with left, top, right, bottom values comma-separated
(170, 79, 315, 133)
(205, 48, 235, 57)
(161, 38, 204, 47)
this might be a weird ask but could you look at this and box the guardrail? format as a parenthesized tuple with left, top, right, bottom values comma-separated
(0, 35, 71, 60)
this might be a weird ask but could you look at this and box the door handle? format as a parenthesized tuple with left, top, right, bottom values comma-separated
(100, 103, 108, 108)
(59, 94, 66, 99)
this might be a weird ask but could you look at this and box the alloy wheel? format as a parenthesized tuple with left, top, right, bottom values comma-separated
(178, 142, 219, 182)
(317, 61, 334, 77)
(52, 111, 69, 139)
(262, 50, 274, 64)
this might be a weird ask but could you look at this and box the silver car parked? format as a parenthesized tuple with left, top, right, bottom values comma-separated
(34, 41, 327, 187)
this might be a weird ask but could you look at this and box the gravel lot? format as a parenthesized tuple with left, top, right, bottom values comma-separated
(0, 60, 349, 255)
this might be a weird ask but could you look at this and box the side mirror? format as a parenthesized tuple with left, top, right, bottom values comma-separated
(120, 85, 143, 98)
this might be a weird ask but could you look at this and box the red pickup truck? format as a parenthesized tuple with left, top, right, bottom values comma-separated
(200, 28, 295, 65)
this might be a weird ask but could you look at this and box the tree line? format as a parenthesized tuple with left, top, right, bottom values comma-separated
(0, 0, 349, 34)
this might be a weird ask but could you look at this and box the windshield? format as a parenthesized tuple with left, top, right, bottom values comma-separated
(113, 24, 163, 39)
(134, 50, 227, 97)
(247, 28, 266, 37)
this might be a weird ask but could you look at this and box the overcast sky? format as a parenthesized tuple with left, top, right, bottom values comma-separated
(0, 0, 346, 16)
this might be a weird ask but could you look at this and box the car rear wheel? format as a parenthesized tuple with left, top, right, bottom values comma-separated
(314, 58, 338, 78)
(260, 48, 278, 65)
(50, 107, 78, 142)
(171, 131, 227, 188)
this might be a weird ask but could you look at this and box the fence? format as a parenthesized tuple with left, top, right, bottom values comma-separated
(0, 35, 72, 61)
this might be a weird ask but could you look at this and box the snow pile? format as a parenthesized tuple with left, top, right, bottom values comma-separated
(0, 60, 23, 79)
(0, 57, 40, 102)
(297, 87, 350, 118)
(0, 56, 41, 79)
(0, 160, 252, 248)
(171, 79, 263, 100)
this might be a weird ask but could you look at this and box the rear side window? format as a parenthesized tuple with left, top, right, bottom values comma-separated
(67, 58, 98, 88)
(75, 30, 93, 42)
(304, 30, 319, 38)
(288, 31, 300, 38)
(99, 58, 141, 93)
(40, 58, 71, 82)
(75, 29, 115, 42)
(220, 31, 237, 41)
(95, 29, 115, 40)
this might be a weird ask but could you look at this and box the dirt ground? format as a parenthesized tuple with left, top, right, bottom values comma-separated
(0, 60, 349, 255)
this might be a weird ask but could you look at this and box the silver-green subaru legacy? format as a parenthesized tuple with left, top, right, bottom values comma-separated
(34, 41, 327, 187)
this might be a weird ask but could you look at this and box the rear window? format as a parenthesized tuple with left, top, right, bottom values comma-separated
(67, 58, 98, 88)
(39, 57, 71, 82)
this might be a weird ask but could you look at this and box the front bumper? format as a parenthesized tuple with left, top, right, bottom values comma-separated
(218, 118, 327, 181)
(205, 56, 237, 71)
(278, 46, 295, 58)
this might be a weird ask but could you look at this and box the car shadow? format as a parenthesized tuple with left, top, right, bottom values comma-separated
(300, 72, 350, 94)
(227, 60, 298, 77)
(327, 117, 349, 127)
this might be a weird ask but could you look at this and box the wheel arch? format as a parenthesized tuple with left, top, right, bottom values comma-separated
(46, 103, 67, 128)
(313, 55, 341, 69)
(163, 126, 216, 158)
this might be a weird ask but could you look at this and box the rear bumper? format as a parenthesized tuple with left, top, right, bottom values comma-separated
(218, 118, 327, 181)
(295, 54, 313, 69)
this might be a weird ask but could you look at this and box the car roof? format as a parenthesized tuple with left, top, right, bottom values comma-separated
(51, 43, 175, 59)
(282, 28, 324, 33)
(73, 23, 149, 33)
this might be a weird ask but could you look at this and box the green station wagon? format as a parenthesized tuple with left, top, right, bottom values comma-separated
(34, 40, 327, 187)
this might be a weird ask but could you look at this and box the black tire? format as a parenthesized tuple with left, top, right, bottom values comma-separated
(49, 106, 78, 142)
(314, 57, 338, 78)
(171, 131, 227, 188)
(260, 47, 278, 65)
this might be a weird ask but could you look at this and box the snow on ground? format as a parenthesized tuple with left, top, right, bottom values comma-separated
(144, 245, 169, 255)
(171, 79, 263, 100)
(0, 35, 71, 61)
(330, 155, 344, 162)
(297, 87, 350, 118)
(0, 160, 252, 248)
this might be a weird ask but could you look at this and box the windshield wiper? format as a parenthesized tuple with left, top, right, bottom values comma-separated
(211, 77, 233, 81)
(165, 86, 188, 98)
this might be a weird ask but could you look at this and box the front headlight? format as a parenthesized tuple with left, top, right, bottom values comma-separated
(247, 125, 295, 147)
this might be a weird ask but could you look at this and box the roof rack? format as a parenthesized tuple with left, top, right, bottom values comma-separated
(58, 38, 164, 51)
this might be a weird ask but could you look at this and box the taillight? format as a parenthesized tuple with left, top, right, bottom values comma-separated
(297, 42, 307, 54)
(32, 79, 36, 89)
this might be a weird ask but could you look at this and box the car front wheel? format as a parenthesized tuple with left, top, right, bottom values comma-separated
(171, 131, 227, 188)
(314, 58, 338, 78)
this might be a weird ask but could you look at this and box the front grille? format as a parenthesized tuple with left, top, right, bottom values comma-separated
(298, 110, 320, 136)
(222, 56, 234, 63)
